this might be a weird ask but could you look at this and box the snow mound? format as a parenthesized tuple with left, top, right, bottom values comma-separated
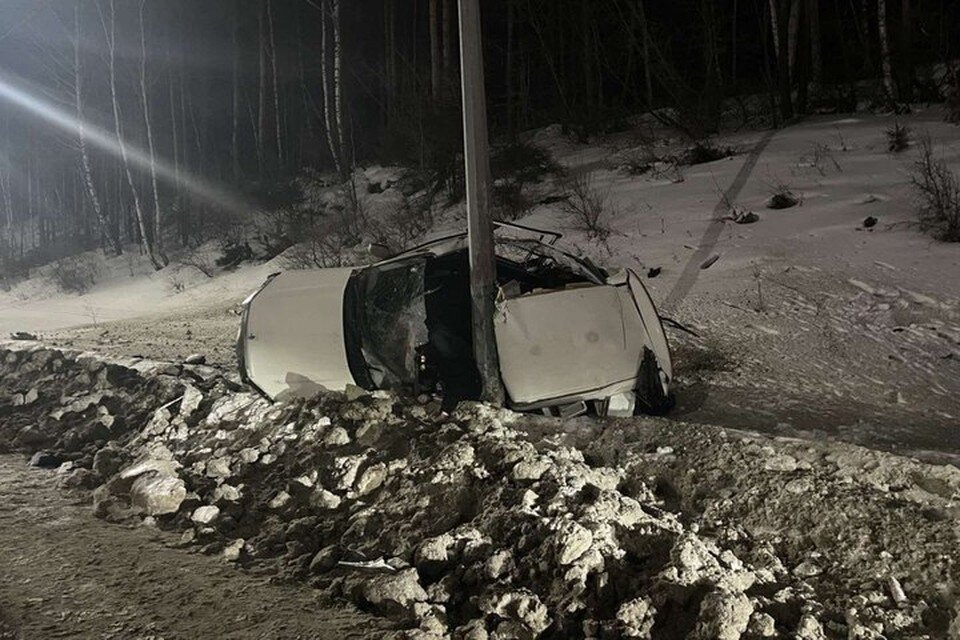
(1, 341, 958, 639)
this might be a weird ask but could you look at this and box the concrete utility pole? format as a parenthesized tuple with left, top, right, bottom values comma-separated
(457, 0, 504, 404)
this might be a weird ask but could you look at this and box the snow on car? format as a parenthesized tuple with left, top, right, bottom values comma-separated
(237, 222, 673, 417)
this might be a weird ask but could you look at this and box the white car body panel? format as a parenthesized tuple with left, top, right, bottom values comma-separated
(626, 269, 673, 381)
(493, 283, 652, 406)
(241, 268, 356, 399)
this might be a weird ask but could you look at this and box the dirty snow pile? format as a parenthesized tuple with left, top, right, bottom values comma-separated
(1, 341, 959, 639)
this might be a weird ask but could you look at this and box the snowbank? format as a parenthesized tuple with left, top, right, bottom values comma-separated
(2, 340, 957, 639)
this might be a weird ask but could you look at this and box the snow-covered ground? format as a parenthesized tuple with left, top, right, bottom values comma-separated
(529, 108, 960, 460)
(0, 245, 277, 335)
(2, 109, 960, 639)
(3, 108, 959, 459)
(5, 109, 958, 328)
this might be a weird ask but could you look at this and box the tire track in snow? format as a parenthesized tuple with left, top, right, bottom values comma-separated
(662, 128, 778, 313)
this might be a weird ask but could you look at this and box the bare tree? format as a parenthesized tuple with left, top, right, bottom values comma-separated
(101, 0, 161, 268)
(768, 0, 781, 58)
(581, 3, 593, 109)
(639, 0, 654, 107)
(267, 0, 283, 169)
(429, 0, 441, 100)
(730, 0, 739, 86)
(0, 169, 12, 230)
(807, 0, 821, 89)
(320, 0, 342, 175)
(75, 2, 121, 256)
(168, 57, 183, 231)
(899, 0, 912, 101)
(787, 0, 800, 79)
(231, 0, 241, 182)
(384, 0, 396, 124)
(138, 0, 167, 266)
(878, 0, 896, 100)
(505, 0, 515, 132)
(441, 0, 453, 74)
(257, 1, 267, 176)
(332, 0, 347, 174)
(2, 174, 13, 234)
(770, 0, 794, 119)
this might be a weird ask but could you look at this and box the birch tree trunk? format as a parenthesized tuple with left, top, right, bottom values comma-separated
(75, 2, 122, 256)
(102, 0, 160, 269)
(332, 0, 348, 174)
(878, 0, 895, 98)
(296, 20, 316, 161)
(1, 171, 13, 231)
(0, 170, 9, 230)
(267, 0, 283, 169)
(139, 0, 167, 266)
(169, 63, 183, 238)
(769, 0, 782, 60)
(320, 0, 342, 176)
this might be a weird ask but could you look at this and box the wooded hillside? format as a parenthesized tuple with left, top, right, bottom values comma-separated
(0, 0, 956, 275)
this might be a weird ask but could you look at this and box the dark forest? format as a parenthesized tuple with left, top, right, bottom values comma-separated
(0, 0, 957, 271)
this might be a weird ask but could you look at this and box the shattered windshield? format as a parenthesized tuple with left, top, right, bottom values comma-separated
(357, 259, 428, 392)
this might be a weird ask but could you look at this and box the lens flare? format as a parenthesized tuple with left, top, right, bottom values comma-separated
(0, 73, 251, 215)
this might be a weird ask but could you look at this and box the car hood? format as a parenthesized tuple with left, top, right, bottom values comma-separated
(493, 284, 652, 406)
(240, 268, 357, 400)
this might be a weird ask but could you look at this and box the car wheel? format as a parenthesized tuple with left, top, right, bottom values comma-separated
(634, 347, 674, 416)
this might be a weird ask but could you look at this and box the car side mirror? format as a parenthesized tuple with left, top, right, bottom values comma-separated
(368, 243, 395, 261)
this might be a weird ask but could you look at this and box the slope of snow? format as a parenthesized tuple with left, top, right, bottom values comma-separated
(4, 108, 957, 338)
(0, 245, 280, 335)
(4, 109, 959, 459)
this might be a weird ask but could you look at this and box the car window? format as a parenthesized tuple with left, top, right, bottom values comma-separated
(358, 258, 428, 391)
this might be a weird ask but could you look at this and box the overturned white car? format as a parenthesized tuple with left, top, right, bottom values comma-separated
(238, 223, 673, 417)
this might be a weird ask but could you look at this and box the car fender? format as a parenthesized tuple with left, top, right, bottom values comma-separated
(625, 269, 673, 384)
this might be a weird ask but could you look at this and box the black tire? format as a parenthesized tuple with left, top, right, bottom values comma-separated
(634, 347, 675, 416)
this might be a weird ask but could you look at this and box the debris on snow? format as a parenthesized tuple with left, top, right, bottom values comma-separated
(701, 254, 720, 270)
